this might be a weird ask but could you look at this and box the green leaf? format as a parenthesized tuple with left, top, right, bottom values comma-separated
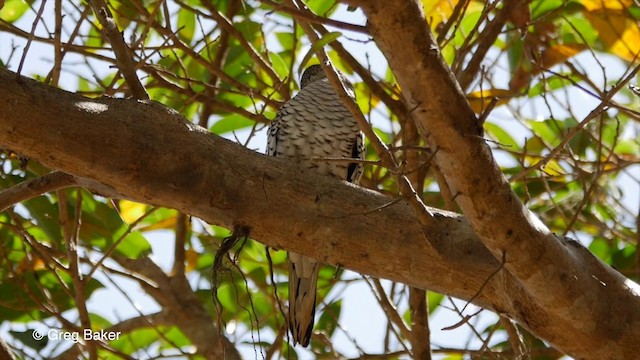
(177, 8, 196, 44)
(22, 196, 62, 245)
(9, 329, 48, 350)
(298, 31, 343, 71)
(110, 327, 162, 353)
(113, 231, 152, 258)
(588, 237, 612, 262)
(428, 291, 444, 313)
(614, 139, 640, 155)
(528, 73, 582, 97)
(316, 300, 342, 340)
(210, 114, 254, 135)
(484, 122, 519, 149)
(305, 0, 337, 16)
(0, 0, 30, 23)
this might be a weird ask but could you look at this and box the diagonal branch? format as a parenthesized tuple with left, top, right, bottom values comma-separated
(345, 0, 640, 358)
(0, 171, 77, 211)
(89, 0, 149, 99)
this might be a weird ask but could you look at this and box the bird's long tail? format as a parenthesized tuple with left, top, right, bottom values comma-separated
(288, 252, 320, 347)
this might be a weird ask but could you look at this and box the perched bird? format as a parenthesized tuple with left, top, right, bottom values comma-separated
(267, 64, 365, 346)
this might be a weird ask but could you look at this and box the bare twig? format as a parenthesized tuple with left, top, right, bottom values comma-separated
(261, 0, 367, 34)
(499, 316, 529, 359)
(369, 278, 412, 342)
(16, 0, 47, 76)
(457, 0, 527, 90)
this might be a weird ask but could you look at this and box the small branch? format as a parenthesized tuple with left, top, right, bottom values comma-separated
(16, 0, 47, 76)
(409, 288, 431, 360)
(317, 25, 408, 118)
(499, 316, 529, 360)
(0, 171, 77, 212)
(192, 0, 288, 100)
(171, 212, 188, 277)
(370, 279, 412, 341)
(0, 337, 16, 360)
(89, 0, 149, 99)
(260, 0, 367, 34)
(457, 0, 525, 90)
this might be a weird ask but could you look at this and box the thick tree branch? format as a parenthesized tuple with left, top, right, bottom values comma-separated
(350, 0, 640, 358)
(0, 66, 639, 358)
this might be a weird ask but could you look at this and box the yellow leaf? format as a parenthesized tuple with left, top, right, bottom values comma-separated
(423, 0, 458, 28)
(466, 89, 513, 113)
(581, 0, 632, 11)
(119, 200, 147, 224)
(541, 159, 566, 177)
(540, 44, 587, 69)
(585, 10, 640, 62)
(138, 216, 177, 231)
(525, 156, 566, 177)
(185, 248, 199, 272)
(609, 24, 640, 62)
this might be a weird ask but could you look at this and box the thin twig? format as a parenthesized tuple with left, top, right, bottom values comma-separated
(16, 0, 47, 76)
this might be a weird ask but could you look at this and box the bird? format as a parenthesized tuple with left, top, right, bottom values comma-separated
(266, 64, 365, 347)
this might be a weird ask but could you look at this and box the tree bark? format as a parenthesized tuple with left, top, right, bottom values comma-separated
(348, 0, 640, 358)
(0, 64, 638, 358)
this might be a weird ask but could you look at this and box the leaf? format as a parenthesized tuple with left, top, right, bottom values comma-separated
(539, 43, 587, 69)
(110, 328, 162, 353)
(118, 200, 148, 224)
(0, 0, 29, 23)
(531, 0, 582, 19)
(528, 73, 582, 97)
(9, 329, 48, 350)
(428, 291, 444, 313)
(614, 139, 640, 155)
(581, 0, 632, 11)
(210, 114, 254, 135)
(113, 232, 152, 258)
(422, 0, 458, 29)
(584, 9, 640, 62)
(466, 88, 513, 113)
(138, 216, 177, 231)
(305, 0, 337, 16)
(316, 300, 342, 339)
(22, 196, 62, 245)
(185, 248, 199, 272)
(484, 122, 519, 149)
(177, 7, 196, 44)
(298, 31, 342, 72)
(354, 82, 380, 114)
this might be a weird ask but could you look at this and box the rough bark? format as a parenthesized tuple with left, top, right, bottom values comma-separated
(0, 61, 638, 359)
(348, 0, 640, 358)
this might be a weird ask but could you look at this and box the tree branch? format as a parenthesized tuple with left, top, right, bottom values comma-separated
(0, 66, 639, 358)
(346, 0, 640, 358)
(89, 0, 149, 99)
(0, 171, 77, 211)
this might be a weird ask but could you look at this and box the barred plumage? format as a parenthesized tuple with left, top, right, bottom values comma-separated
(267, 64, 365, 347)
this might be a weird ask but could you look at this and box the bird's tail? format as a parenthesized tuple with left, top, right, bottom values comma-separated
(288, 252, 320, 347)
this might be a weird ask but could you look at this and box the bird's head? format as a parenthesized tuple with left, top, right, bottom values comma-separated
(300, 64, 326, 89)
